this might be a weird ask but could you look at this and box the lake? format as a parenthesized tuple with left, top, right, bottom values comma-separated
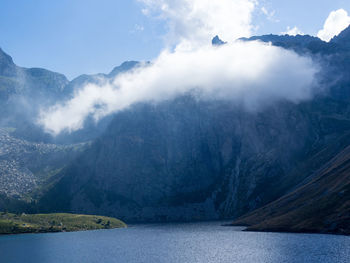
(1, 221, 349, 263)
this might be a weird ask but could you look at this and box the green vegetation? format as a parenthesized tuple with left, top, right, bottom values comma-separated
(0, 212, 126, 235)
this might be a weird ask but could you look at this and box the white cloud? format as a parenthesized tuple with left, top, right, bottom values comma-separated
(261, 7, 268, 16)
(38, 0, 319, 135)
(138, 0, 257, 48)
(261, 6, 279, 22)
(281, 26, 304, 36)
(317, 9, 350, 42)
(134, 24, 144, 32)
(130, 24, 145, 34)
(39, 41, 318, 135)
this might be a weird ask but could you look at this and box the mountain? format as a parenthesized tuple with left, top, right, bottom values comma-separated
(242, 28, 350, 99)
(37, 27, 350, 226)
(0, 48, 17, 77)
(212, 36, 226, 46)
(2, 27, 350, 233)
(38, 96, 350, 222)
(232, 139, 350, 235)
(0, 48, 139, 212)
(108, 61, 139, 78)
(0, 128, 85, 201)
(65, 61, 139, 91)
(240, 34, 333, 54)
(0, 48, 70, 143)
(0, 48, 69, 102)
(331, 25, 350, 46)
(0, 48, 139, 144)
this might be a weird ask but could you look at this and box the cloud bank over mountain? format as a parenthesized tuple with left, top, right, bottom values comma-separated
(139, 0, 256, 48)
(39, 0, 319, 135)
(318, 9, 350, 42)
(281, 26, 304, 36)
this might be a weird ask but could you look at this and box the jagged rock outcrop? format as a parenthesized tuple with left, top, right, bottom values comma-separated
(212, 36, 226, 46)
(0, 48, 17, 77)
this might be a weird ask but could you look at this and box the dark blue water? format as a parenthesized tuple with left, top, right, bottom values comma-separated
(1, 221, 349, 263)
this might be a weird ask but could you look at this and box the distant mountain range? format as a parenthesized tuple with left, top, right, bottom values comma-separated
(1, 27, 350, 235)
(0, 49, 139, 207)
(0, 46, 139, 143)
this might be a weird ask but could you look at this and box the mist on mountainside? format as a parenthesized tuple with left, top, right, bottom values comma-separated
(1, 0, 350, 236)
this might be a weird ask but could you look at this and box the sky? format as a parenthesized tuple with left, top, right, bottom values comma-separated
(1, 0, 350, 79)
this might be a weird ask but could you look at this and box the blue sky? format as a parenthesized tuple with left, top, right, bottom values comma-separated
(1, 0, 350, 79)
(256, 0, 350, 35)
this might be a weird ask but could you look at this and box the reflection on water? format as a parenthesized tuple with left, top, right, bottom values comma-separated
(0, 221, 349, 263)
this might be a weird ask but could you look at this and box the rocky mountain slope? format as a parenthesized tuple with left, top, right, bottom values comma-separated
(0, 128, 85, 199)
(232, 139, 350, 235)
(0, 48, 138, 211)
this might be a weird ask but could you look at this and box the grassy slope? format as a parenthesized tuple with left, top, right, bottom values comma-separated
(0, 212, 126, 235)
(232, 144, 350, 235)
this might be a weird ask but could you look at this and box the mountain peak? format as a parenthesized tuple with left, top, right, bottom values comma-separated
(108, 61, 139, 78)
(212, 35, 226, 46)
(331, 25, 350, 45)
(0, 48, 17, 76)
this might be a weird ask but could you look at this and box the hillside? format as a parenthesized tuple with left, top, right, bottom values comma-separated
(232, 142, 350, 235)
(0, 128, 85, 202)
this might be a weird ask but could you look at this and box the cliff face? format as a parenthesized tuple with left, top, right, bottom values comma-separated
(38, 27, 350, 223)
(31, 27, 346, 221)
(39, 95, 350, 222)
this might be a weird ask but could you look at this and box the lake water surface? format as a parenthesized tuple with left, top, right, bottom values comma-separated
(1, 221, 349, 263)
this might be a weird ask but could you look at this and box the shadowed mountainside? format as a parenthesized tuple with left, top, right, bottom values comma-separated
(38, 27, 350, 225)
(232, 142, 350, 235)
(1, 27, 350, 232)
